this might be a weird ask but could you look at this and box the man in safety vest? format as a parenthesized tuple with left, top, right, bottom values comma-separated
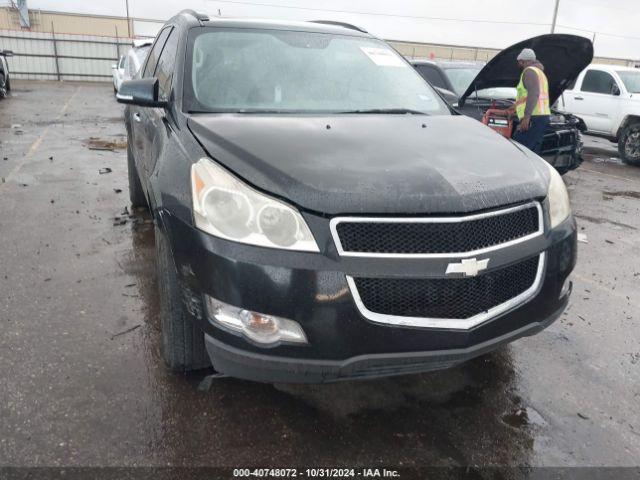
(511, 48, 551, 154)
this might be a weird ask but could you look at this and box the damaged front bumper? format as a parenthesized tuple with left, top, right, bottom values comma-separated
(162, 205, 577, 384)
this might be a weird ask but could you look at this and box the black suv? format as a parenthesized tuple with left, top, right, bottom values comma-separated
(118, 11, 576, 383)
(412, 34, 593, 174)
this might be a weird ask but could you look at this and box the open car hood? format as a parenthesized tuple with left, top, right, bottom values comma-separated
(459, 34, 593, 107)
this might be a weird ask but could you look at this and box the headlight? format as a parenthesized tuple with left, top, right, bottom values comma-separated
(546, 161, 571, 228)
(191, 158, 319, 252)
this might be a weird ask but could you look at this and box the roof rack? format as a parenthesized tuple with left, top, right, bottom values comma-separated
(181, 9, 210, 23)
(309, 20, 367, 33)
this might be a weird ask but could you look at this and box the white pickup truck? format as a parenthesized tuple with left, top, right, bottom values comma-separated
(558, 64, 640, 165)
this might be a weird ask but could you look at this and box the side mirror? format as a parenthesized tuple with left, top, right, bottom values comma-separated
(1, 50, 14, 57)
(117, 78, 167, 108)
(111, 64, 117, 69)
(612, 84, 621, 96)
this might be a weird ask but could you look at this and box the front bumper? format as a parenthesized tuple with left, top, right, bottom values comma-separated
(541, 128, 583, 172)
(164, 207, 577, 383)
(204, 298, 567, 383)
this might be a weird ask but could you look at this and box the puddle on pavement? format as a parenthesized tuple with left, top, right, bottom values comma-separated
(590, 156, 624, 166)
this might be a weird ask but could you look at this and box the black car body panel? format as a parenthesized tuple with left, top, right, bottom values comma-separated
(459, 34, 594, 107)
(188, 114, 548, 215)
(120, 11, 577, 383)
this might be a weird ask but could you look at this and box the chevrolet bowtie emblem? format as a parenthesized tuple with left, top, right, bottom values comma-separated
(445, 258, 490, 277)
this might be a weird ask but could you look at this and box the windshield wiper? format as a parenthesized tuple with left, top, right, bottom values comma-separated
(339, 108, 429, 115)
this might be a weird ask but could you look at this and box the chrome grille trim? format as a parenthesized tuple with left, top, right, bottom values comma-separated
(330, 201, 544, 258)
(346, 252, 546, 330)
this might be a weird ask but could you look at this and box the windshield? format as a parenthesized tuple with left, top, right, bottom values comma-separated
(442, 67, 481, 95)
(617, 71, 640, 93)
(185, 28, 449, 115)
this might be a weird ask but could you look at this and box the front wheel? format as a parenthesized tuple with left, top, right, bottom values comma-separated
(618, 122, 640, 166)
(156, 225, 211, 372)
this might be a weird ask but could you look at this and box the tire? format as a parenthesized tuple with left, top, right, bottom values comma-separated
(618, 122, 640, 166)
(5, 76, 10, 92)
(127, 145, 147, 208)
(156, 225, 211, 372)
(113, 83, 117, 94)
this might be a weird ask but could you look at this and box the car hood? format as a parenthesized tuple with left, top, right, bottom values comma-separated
(460, 34, 593, 107)
(188, 114, 549, 215)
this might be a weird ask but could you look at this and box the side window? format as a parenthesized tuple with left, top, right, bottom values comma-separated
(154, 29, 179, 101)
(581, 70, 617, 95)
(118, 55, 125, 69)
(142, 28, 171, 78)
(416, 65, 447, 89)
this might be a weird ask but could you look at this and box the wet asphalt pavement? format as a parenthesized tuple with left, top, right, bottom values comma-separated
(1, 81, 639, 469)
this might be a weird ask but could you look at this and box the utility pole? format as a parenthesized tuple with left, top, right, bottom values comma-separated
(550, 0, 560, 33)
(125, 0, 131, 37)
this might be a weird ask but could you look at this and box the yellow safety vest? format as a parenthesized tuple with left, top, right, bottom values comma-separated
(515, 66, 550, 119)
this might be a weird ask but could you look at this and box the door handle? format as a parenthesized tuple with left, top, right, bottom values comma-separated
(574, 96, 584, 101)
(133, 112, 141, 122)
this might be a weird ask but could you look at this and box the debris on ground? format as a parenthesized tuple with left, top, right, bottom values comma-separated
(577, 233, 588, 244)
(602, 190, 640, 200)
(86, 137, 127, 151)
(113, 188, 122, 194)
(577, 412, 589, 420)
(99, 167, 112, 175)
(110, 324, 141, 340)
(198, 373, 228, 392)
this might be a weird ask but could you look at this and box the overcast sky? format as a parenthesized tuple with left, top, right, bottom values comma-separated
(20, 0, 640, 59)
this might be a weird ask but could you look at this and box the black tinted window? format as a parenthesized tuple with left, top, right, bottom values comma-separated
(581, 70, 617, 94)
(155, 28, 178, 100)
(143, 28, 171, 78)
(415, 65, 447, 89)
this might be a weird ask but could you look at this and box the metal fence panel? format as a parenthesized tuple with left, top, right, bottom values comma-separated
(0, 28, 133, 82)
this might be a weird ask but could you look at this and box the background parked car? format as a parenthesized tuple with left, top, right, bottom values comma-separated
(411, 34, 593, 174)
(112, 39, 153, 93)
(112, 54, 126, 93)
(0, 49, 13, 98)
(558, 64, 640, 165)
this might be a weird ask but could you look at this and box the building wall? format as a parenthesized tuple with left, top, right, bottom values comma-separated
(0, 7, 131, 37)
(389, 40, 633, 67)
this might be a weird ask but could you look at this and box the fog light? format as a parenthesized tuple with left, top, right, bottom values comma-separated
(204, 295, 307, 346)
(559, 277, 572, 299)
